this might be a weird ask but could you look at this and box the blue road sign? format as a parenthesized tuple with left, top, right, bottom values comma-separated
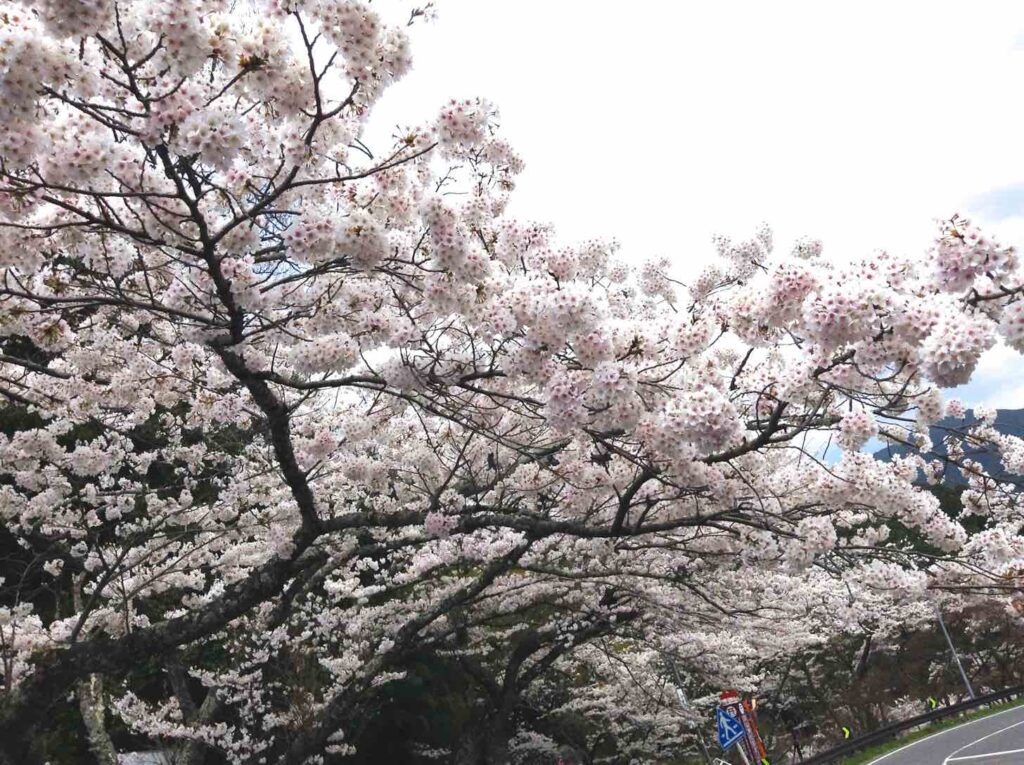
(717, 706, 746, 750)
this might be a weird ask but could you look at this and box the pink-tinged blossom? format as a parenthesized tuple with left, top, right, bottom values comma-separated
(654, 386, 744, 456)
(801, 282, 877, 350)
(423, 511, 457, 538)
(339, 209, 388, 271)
(932, 217, 1018, 293)
(178, 106, 246, 169)
(145, 0, 213, 77)
(946, 398, 966, 418)
(976, 405, 998, 426)
(838, 409, 878, 451)
(919, 309, 996, 387)
(37, 0, 110, 38)
(287, 333, 359, 375)
(916, 387, 945, 427)
(1000, 300, 1024, 352)
(314, 0, 382, 77)
(436, 98, 494, 154)
(786, 516, 837, 571)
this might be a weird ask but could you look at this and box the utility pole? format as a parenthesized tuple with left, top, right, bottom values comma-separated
(669, 657, 715, 765)
(935, 602, 975, 700)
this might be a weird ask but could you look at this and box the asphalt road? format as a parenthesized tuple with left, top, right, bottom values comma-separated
(867, 703, 1024, 764)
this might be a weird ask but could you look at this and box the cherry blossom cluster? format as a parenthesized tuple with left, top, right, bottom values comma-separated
(932, 216, 1018, 293)
(1000, 300, 1024, 352)
(436, 98, 495, 154)
(838, 409, 879, 451)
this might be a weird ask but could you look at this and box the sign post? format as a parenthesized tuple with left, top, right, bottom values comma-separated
(720, 691, 768, 764)
(740, 697, 768, 764)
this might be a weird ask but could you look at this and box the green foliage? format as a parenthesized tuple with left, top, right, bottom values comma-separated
(344, 651, 478, 763)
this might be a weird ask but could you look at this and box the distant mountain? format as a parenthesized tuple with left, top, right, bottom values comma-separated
(872, 408, 1024, 485)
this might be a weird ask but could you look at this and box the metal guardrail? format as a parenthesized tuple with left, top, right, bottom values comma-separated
(797, 685, 1024, 764)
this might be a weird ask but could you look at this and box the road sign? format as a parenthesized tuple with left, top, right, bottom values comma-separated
(842, 726, 852, 739)
(717, 707, 746, 750)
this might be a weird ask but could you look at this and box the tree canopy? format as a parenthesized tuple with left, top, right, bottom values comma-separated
(1, 2, 1023, 763)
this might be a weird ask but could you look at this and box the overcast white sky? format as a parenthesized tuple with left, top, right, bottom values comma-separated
(370, 0, 1024, 409)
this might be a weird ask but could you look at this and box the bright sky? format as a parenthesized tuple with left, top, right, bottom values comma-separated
(370, 0, 1024, 409)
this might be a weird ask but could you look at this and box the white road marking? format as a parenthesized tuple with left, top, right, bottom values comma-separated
(865, 704, 1024, 765)
(942, 719, 1024, 765)
(947, 748, 1024, 761)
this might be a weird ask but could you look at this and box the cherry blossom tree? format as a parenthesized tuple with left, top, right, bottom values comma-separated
(1, 0, 1023, 762)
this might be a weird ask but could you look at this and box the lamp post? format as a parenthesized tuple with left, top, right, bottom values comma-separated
(934, 602, 975, 700)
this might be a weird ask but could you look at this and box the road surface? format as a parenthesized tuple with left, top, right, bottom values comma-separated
(867, 702, 1024, 764)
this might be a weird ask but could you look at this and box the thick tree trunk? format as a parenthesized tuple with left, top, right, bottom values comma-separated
(482, 714, 513, 765)
(454, 729, 483, 765)
(77, 673, 119, 765)
(166, 656, 221, 765)
(73, 577, 118, 765)
(454, 711, 513, 765)
(172, 690, 221, 765)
